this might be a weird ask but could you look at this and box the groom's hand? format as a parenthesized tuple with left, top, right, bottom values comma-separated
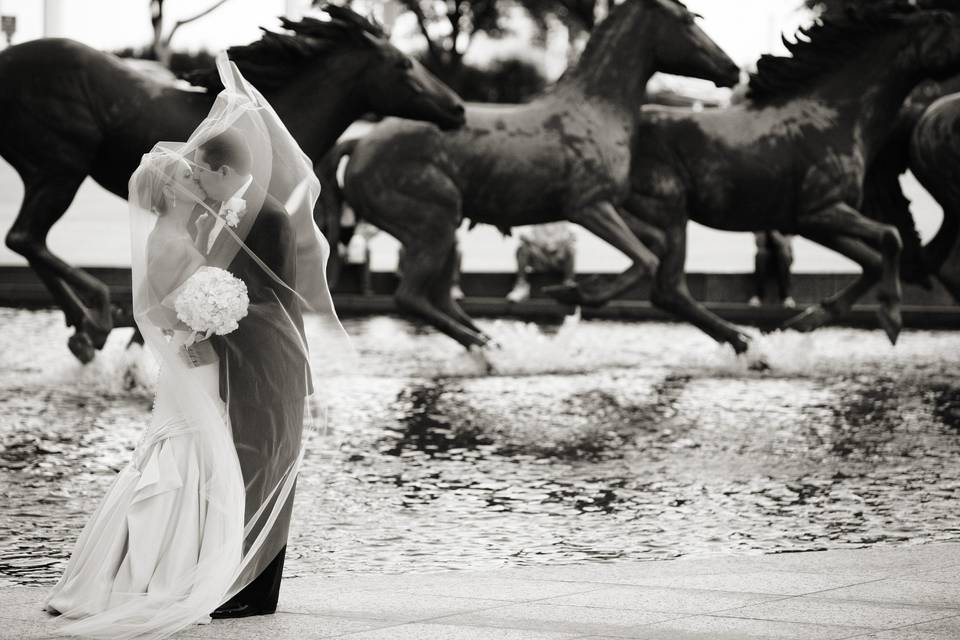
(181, 339, 218, 368)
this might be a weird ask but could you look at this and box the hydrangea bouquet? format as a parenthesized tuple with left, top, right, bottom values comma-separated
(174, 266, 249, 348)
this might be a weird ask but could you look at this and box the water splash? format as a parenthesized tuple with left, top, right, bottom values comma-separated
(429, 308, 652, 377)
(17, 326, 158, 396)
(117, 342, 159, 392)
(337, 312, 960, 381)
(703, 327, 956, 379)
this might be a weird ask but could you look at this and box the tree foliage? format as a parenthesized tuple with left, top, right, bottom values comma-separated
(388, 0, 601, 79)
(426, 54, 547, 102)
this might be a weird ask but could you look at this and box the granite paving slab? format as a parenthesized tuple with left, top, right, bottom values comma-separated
(3, 544, 959, 639)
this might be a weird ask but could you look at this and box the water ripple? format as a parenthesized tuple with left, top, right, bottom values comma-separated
(1, 308, 959, 585)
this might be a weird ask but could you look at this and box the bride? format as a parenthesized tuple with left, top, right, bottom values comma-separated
(43, 55, 350, 639)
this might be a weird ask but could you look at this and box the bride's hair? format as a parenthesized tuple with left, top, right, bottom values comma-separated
(132, 154, 184, 215)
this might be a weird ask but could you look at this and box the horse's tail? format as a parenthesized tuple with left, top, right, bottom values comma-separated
(861, 102, 934, 288)
(315, 137, 359, 288)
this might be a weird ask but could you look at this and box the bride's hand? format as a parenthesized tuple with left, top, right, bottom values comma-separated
(194, 213, 216, 251)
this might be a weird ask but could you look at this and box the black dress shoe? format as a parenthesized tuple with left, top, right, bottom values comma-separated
(211, 546, 286, 619)
(210, 601, 277, 619)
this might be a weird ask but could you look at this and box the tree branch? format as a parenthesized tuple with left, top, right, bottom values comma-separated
(399, 0, 445, 64)
(448, 0, 464, 58)
(151, 0, 165, 57)
(165, 0, 231, 44)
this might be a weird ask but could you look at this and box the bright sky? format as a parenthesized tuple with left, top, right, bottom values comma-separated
(0, 0, 808, 67)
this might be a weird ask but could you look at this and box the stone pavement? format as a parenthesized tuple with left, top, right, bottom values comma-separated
(2, 544, 958, 639)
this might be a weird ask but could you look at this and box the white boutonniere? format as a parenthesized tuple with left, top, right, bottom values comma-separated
(223, 197, 247, 228)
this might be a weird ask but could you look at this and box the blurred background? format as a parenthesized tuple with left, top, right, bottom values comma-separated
(0, 0, 943, 274)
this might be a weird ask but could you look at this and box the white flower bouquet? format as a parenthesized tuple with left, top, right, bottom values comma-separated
(174, 266, 249, 346)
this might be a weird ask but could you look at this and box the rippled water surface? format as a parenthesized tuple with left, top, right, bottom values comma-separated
(1, 308, 959, 586)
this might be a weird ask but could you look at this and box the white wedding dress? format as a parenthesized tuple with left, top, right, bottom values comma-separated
(45, 332, 244, 634)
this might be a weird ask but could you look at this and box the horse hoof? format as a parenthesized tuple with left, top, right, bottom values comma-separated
(782, 304, 831, 333)
(734, 335, 770, 370)
(877, 306, 902, 345)
(67, 332, 96, 364)
(467, 344, 497, 374)
(542, 283, 584, 306)
(731, 333, 751, 355)
(81, 316, 111, 350)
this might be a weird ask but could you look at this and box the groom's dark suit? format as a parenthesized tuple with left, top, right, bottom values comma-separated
(208, 193, 310, 617)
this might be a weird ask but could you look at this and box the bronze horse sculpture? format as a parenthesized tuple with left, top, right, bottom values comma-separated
(904, 92, 960, 301)
(861, 74, 960, 303)
(0, 5, 465, 363)
(315, 89, 725, 289)
(327, 0, 739, 349)
(609, 4, 960, 356)
(859, 75, 960, 292)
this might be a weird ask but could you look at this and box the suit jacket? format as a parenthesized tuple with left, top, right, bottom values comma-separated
(210, 195, 311, 406)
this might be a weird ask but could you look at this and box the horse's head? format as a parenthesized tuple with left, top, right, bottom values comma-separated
(303, 6, 465, 131)
(644, 0, 740, 88)
(355, 36, 466, 132)
(191, 6, 465, 134)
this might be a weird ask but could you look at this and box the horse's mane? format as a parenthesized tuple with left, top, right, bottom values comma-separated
(187, 5, 385, 93)
(747, 11, 909, 104)
(559, 0, 692, 86)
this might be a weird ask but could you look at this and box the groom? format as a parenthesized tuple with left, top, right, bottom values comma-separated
(193, 129, 311, 618)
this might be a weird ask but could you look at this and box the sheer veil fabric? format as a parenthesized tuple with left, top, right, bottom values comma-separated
(43, 54, 351, 639)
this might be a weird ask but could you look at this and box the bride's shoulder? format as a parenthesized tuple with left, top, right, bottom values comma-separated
(148, 232, 202, 266)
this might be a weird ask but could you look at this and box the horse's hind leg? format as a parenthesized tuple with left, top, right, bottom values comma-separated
(911, 116, 960, 303)
(934, 204, 960, 302)
(5, 176, 113, 362)
(783, 233, 890, 340)
(793, 203, 902, 343)
(912, 169, 960, 303)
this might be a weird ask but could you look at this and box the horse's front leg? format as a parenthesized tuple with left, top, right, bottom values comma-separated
(542, 201, 659, 306)
(396, 250, 491, 350)
(428, 241, 493, 341)
(648, 220, 755, 356)
(5, 178, 113, 362)
(787, 202, 902, 343)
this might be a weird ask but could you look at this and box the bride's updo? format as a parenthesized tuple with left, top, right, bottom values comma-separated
(131, 153, 187, 215)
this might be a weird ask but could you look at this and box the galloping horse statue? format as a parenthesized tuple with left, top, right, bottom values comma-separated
(859, 75, 960, 291)
(861, 73, 960, 303)
(328, 0, 739, 349)
(904, 93, 960, 302)
(614, 3, 960, 356)
(0, 5, 465, 363)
